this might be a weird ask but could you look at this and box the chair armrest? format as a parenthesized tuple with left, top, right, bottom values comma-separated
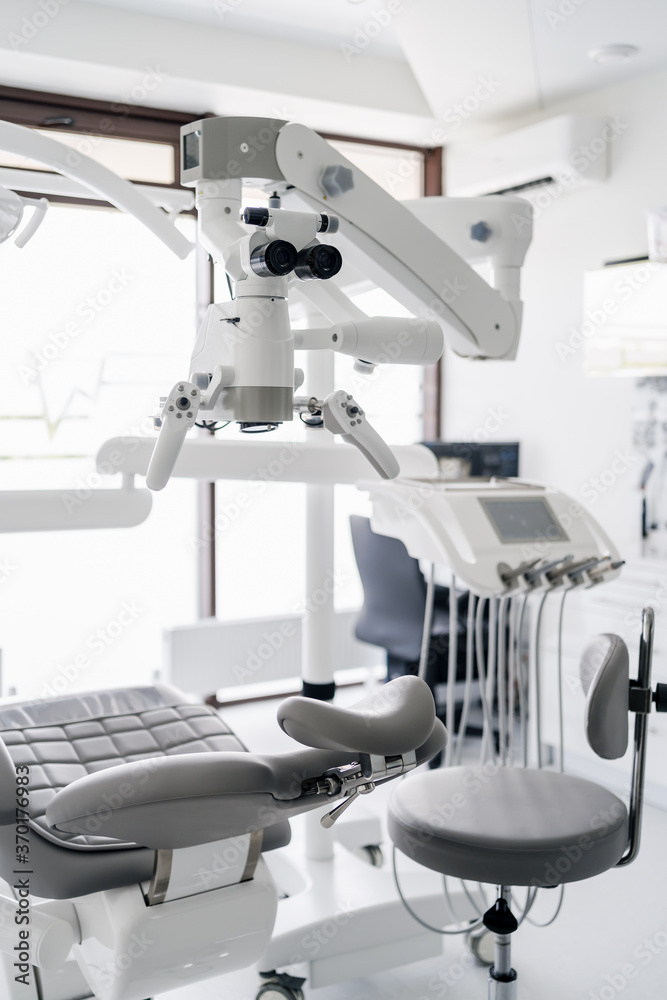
(46, 748, 356, 850)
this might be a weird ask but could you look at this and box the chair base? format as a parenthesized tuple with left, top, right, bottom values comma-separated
(489, 965, 518, 1000)
(488, 903, 518, 1000)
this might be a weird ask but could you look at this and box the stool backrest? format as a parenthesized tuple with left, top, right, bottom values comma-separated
(580, 633, 629, 760)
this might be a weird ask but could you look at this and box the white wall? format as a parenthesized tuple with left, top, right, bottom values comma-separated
(442, 67, 667, 552)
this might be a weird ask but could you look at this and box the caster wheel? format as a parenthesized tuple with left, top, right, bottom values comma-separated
(465, 924, 494, 967)
(363, 844, 384, 868)
(256, 985, 303, 1000)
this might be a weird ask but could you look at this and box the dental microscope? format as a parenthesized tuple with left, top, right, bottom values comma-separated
(146, 115, 533, 492)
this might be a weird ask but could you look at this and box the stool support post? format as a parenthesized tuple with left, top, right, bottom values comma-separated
(488, 887, 518, 1000)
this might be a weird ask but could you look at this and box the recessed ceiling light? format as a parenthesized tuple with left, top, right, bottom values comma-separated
(588, 44, 639, 65)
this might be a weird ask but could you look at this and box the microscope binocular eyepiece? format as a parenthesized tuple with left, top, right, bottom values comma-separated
(294, 243, 343, 281)
(249, 240, 342, 280)
(249, 239, 298, 277)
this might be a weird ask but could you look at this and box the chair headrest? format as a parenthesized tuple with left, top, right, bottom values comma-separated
(278, 675, 441, 757)
(580, 633, 629, 760)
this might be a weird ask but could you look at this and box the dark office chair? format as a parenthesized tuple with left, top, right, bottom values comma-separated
(349, 516, 484, 755)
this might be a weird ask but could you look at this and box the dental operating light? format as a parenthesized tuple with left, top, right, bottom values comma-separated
(146, 116, 533, 490)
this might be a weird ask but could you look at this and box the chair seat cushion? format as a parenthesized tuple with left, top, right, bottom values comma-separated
(389, 766, 629, 887)
(0, 685, 290, 898)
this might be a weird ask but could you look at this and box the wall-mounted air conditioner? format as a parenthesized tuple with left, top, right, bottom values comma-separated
(446, 115, 610, 198)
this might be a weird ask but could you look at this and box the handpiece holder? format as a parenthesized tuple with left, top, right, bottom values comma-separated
(320, 390, 399, 479)
(146, 381, 200, 491)
(0, 186, 48, 248)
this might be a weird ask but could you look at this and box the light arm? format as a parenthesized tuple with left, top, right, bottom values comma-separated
(0, 120, 193, 259)
(180, 117, 533, 358)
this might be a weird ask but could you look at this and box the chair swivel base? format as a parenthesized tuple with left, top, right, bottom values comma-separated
(484, 896, 518, 1000)
(489, 964, 518, 1000)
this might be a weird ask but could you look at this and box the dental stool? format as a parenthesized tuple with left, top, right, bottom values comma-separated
(389, 607, 666, 999)
(0, 675, 446, 1000)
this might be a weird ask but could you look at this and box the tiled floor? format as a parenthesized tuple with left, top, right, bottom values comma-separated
(162, 693, 667, 1000)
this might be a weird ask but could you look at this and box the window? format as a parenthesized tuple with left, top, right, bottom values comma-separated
(0, 87, 201, 698)
(0, 88, 442, 694)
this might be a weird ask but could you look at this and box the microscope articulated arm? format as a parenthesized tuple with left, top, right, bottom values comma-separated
(181, 116, 533, 360)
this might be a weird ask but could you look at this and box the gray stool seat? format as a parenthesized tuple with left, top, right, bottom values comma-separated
(389, 766, 629, 887)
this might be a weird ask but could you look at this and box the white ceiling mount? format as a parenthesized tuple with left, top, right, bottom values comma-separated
(588, 44, 639, 64)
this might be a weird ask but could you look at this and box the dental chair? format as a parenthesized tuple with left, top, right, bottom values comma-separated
(0, 675, 446, 1000)
(389, 607, 666, 999)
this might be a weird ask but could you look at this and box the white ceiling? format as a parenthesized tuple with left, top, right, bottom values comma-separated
(78, 0, 405, 58)
(392, 0, 667, 124)
(4, 0, 667, 144)
(530, 0, 667, 106)
(79, 0, 667, 117)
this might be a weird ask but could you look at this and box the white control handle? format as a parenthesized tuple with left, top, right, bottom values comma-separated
(14, 196, 49, 248)
(322, 389, 400, 479)
(146, 381, 200, 491)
